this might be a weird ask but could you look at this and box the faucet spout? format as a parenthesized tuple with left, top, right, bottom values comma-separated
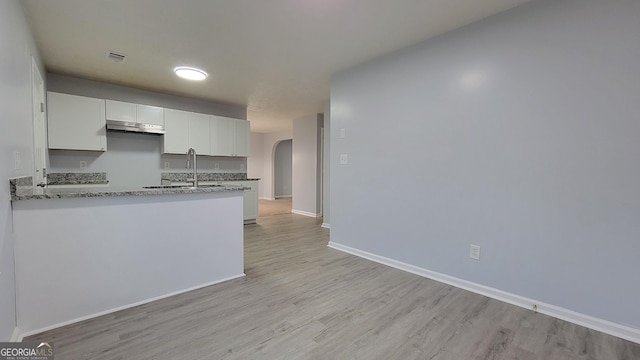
(186, 147, 198, 188)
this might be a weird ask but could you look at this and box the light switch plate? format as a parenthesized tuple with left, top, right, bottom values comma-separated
(339, 154, 348, 165)
(340, 128, 346, 139)
(470, 244, 481, 260)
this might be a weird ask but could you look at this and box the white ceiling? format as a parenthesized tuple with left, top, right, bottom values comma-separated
(21, 0, 531, 133)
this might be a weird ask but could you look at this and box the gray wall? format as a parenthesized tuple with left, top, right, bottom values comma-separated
(292, 115, 319, 216)
(330, 0, 640, 331)
(274, 140, 292, 197)
(46, 74, 248, 187)
(0, 0, 45, 340)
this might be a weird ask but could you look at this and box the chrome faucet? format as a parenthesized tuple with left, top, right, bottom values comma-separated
(186, 147, 198, 188)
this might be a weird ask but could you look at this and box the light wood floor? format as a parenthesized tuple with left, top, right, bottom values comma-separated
(259, 198, 292, 217)
(26, 214, 640, 359)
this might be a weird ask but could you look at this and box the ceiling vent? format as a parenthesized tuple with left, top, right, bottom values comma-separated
(106, 51, 126, 63)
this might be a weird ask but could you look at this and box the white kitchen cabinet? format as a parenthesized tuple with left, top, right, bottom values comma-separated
(210, 116, 234, 156)
(162, 109, 190, 154)
(163, 109, 213, 155)
(210, 116, 250, 157)
(106, 100, 164, 126)
(105, 100, 135, 122)
(47, 92, 107, 151)
(234, 119, 250, 157)
(189, 112, 211, 155)
(223, 180, 259, 223)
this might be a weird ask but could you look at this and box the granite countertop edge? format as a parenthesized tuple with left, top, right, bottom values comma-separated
(11, 185, 247, 201)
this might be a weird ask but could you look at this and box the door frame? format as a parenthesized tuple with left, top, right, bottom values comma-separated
(31, 56, 46, 188)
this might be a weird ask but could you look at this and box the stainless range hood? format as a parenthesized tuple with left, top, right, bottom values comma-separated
(106, 120, 166, 135)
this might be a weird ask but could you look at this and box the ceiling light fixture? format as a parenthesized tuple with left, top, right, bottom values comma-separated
(174, 66, 208, 81)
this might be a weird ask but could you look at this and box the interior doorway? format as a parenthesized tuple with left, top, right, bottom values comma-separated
(273, 139, 292, 199)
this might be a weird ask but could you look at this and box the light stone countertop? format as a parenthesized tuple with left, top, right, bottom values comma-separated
(11, 183, 247, 201)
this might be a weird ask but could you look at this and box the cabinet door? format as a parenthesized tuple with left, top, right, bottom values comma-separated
(233, 119, 250, 157)
(48, 92, 107, 151)
(162, 109, 190, 154)
(137, 104, 164, 126)
(223, 181, 259, 221)
(242, 181, 259, 220)
(105, 100, 136, 122)
(189, 112, 211, 155)
(210, 116, 235, 156)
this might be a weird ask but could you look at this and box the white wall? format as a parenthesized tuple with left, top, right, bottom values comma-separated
(330, 0, 640, 339)
(0, 0, 44, 340)
(13, 192, 244, 334)
(260, 131, 293, 200)
(292, 115, 319, 216)
(247, 132, 264, 185)
(274, 140, 292, 197)
(322, 102, 331, 227)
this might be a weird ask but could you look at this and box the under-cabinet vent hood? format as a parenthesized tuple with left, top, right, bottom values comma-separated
(106, 120, 166, 135)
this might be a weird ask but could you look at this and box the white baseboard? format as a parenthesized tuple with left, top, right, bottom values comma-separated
(16, 273, 245, 341)
(292, 209, 321, 218)
(327, 241, 640, 345)
(321, 223, 330, 229)
(10, 327, 20, 342)
(259, 197, 275, 200)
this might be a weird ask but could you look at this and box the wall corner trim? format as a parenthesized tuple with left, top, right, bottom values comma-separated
(321, 223, 330, 229)
(10, 327, 21, 342)
(327, 241, 640, 345)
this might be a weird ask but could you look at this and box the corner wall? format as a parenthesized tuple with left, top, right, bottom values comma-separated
(330, 0, 640, 340)
(292, 115, 319, 217)
(0, 0, 44, 340)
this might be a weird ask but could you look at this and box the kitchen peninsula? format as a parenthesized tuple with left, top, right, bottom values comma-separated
(10, 177, 245, 336)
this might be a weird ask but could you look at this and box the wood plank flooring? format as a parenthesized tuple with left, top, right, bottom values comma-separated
(25, 214, 640, 359)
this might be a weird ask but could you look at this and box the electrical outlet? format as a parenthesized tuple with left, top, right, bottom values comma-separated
(469, 244, 481, 260)
(340, 154, 348, 165)
(214, 163, 220, 170)
(79, 161, 88, 170)
(164, 161, 170, 169)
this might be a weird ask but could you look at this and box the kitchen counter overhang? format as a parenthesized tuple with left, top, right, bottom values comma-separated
(10, 183, 247, 201)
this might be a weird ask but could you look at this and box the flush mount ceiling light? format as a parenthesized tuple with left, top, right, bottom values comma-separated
(174, 66, 208, 81)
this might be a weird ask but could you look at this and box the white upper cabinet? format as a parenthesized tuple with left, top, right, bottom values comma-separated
(233, 119, 250, 157)
(136, 104, 164, 126)
(210, 116, 234, 156)
(47, 92, 107, 151)
(210, 116, 250, 157)
(106, 100, 164, 126)
(162, 109, 190, 154)
(188, 112, 211, 155)
(162, 109, 213, 155)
